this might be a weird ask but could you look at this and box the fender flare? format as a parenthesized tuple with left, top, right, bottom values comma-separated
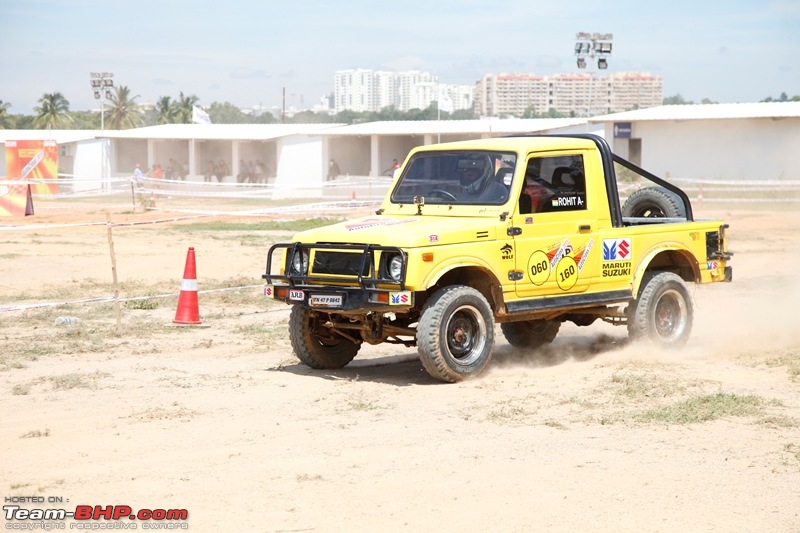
(631, 245, 700, 298)
(422, 256, 500, 290)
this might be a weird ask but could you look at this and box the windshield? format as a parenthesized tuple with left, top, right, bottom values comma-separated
(390, 150, 517, 205)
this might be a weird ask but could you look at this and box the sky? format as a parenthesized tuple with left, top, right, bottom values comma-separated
(1, 0, 798, 115)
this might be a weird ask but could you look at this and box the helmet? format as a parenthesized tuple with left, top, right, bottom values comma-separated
(458, 155, 491, 194)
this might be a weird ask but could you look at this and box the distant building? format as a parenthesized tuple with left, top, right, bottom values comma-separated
(475, 71, 663, 117)
(335, 69, 474, 113)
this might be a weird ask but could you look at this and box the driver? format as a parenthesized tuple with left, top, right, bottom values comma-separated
(459, 159, 488, 195)
(458, 156, 508, 202)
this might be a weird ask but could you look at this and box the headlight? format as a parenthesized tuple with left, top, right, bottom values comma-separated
(388, 254, 404, 281)
(290, 249, 308, 275)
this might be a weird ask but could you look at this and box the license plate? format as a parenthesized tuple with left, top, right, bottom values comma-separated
(309, 294, 343, 308)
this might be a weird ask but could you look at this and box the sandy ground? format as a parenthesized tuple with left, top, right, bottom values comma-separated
(1, 198, 800, 532)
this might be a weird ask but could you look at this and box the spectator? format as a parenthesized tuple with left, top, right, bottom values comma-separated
(254, 160, 265, 183)
(217, 159, 230, 182)
(204, 160, 217, 183)
(153, 164, 164, 189)
(383, 158, 401, 176)
(237, 159, 247, 183)
(327, 158, 341, 180)
(246, 160, 256, 183)
(133, 163, 144, 188)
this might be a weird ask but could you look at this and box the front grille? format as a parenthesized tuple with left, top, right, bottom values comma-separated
(705, 231, 720, 259)
(312, 251, 371, 276)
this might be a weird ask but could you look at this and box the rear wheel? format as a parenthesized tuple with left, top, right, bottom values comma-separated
(501, 320, 560, 349)
(417, 285, 495, 383)
(289, 306, 360, 369)
(627, 272, 693, 346)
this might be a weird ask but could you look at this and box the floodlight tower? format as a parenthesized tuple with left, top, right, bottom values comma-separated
(90, 72, 114, 131)
(574, 33, 613, 116)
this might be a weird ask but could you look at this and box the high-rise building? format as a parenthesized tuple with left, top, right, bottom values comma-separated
(334, 69, 375, 112)
(334, 69, 474, 113)
(474, 72, 663, 117)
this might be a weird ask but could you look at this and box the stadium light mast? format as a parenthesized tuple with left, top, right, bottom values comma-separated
(574, 33, 612, 116)
(90, 72, 114, 131)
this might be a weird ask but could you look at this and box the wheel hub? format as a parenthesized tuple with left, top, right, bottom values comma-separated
(445, 306, 487, 364)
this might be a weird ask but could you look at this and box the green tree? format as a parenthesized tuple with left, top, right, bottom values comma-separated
(0, 100, 13, 129)
(13, 114, 35, 129)
(33, 92, 73, 129)
(70, 110, 99, 129)
(288, 110, 334, 124)
(332, 109, 361, 124)
(663, 94, 693, 105)
(252, 111, 278, 124)
(207, 101, 250, 124)
(151, 96, 179, 125)
(761, 92, 800, 102)
(106, 86, 144, 130)
(175, 92, 199, 124)
(522, 105, 566, 119)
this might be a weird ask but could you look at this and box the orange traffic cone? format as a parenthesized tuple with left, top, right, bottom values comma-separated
(173, 247, 201, 325)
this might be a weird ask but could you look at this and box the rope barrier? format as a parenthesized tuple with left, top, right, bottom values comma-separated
(0, 285, 268, 313)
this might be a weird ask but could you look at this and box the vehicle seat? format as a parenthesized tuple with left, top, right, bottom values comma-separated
(551, 166, 573, 189)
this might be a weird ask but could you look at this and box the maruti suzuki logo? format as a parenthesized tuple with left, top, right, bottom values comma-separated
(602, 238, 631, 261)
(390, 292, 411, 305)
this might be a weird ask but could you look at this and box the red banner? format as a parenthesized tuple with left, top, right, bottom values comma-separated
(1, 140, 59, 217)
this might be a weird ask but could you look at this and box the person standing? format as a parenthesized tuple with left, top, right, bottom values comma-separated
(205, 160, 216, 182)
(383, 158, 401, 176)
(133, 163, 144, 188)
(153, 163, 164, 189)
(327, 158, 341, 180)
(218, 159, 230, 182)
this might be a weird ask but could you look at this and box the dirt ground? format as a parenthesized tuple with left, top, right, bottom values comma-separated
(1, 197, 799, 532)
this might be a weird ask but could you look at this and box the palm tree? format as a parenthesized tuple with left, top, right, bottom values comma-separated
(154, 96, 179, 124)
(107, 85, 144, 130)
(0, 100, 12, 129)
(33, 92, 73, 129)
(175, 91, 199, 124)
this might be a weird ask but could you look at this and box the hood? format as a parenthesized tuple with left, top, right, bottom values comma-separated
(292, 215, 499, 248)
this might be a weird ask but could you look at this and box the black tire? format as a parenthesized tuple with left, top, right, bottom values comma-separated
(627, 272, 693, 347)
(417, 285, 495, 383)
(289, 306, 360, 369)
(622, 186, 686, 218)
(501, 320, 560, 349)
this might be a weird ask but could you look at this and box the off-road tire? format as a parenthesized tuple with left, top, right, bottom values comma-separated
(501, 320, 560, 349)
(622, 186, 686, 218)
(417, 285, 495, 383)
(627, 272, 693, 346)
(289, 306, 360, 369)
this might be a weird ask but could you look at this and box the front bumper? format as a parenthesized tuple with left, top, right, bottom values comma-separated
(264, 283, 414, 313)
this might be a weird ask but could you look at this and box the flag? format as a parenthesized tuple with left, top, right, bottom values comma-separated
(438, 91, 454, 114)
(192, 105, 211, 125)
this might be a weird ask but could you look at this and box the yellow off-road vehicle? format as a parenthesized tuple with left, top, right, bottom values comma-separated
(262, 134, 732, 382)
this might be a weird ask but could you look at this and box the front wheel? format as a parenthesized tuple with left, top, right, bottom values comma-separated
(627, 272, 693, 347)
(289, 306, 360, 369)
(417, 285, 495, 383)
